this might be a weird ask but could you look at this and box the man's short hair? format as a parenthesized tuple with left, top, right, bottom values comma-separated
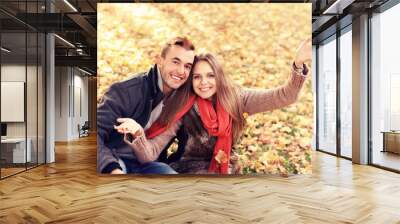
(161, 37, 195, 58)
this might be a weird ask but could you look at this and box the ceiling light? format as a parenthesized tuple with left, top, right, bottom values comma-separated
(78, 67, 93, 76)
(54, 34, 75, 48)
(1, 47, 11, 53)
(63, 0, 78, 12)
(322, 0, 355, 15)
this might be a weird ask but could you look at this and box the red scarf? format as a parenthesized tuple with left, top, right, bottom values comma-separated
(146, 95, 196, 139)
(146, 96, 232, 174)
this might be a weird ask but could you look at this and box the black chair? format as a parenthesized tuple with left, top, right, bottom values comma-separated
(79, 121, 90, 138)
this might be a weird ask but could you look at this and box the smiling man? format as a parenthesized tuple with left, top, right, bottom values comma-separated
(97, 37, 195, 174)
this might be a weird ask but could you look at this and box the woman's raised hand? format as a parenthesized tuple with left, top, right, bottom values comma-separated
(294, 37, 312, 68)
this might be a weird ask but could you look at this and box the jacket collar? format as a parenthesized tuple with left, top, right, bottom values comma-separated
(157, 66, 163, 92)
(147, 64, 164, 106)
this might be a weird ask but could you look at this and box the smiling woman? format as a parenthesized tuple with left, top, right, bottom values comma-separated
(192, 60, 217, 100)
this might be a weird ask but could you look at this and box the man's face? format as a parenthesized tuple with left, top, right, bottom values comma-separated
(158, 45, 195, 93)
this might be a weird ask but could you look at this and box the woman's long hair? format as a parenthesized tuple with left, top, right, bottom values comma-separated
(159, 53, 246, 140)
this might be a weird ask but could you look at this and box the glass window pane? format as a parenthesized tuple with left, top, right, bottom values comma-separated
(318, 36, 337, 154)
(371, 3, 400, 171)
(340, 27, 352, 158)
(1, 1, 46, 179)
(38, 32, 45, 165)
(312, 45, 317, 150)
(1, 30, 27, 177)
(27, 31, 38, 169)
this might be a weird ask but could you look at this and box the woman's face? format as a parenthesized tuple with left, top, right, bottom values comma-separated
(192, 60, 217, 100)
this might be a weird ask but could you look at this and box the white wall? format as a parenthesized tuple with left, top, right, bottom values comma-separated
(1, 64, 26, 81)
(55, 67, 89, 141)
(1, 65, 28, 138)
(72, 72, 89, 138)
(55, 66, 69, 141)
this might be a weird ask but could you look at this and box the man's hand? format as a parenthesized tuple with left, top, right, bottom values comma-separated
(110, 168, 124, 174)
(294, 37, 312, 68)
(114, 118, 144, 137)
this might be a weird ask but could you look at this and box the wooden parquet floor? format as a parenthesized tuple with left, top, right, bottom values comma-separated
(1, 135, 400, 224)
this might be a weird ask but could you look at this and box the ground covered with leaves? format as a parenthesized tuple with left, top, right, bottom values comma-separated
(98, 3, 313, 175)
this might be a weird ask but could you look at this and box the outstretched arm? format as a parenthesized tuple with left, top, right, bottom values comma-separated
(294, 38, 312, 70)
(115, 118, 182, 164)
(242, 38, 311, 115)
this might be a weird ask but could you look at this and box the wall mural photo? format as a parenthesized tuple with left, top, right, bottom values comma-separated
(97, 3, 313, 175)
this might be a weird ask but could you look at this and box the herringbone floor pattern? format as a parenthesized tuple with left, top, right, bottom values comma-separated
(1, 135, 400, 223)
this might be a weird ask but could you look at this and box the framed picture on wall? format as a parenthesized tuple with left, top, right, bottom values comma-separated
(97, 3, 313, 176)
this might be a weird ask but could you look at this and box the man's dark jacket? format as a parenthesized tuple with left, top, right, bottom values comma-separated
(97, 65, 166, 173)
